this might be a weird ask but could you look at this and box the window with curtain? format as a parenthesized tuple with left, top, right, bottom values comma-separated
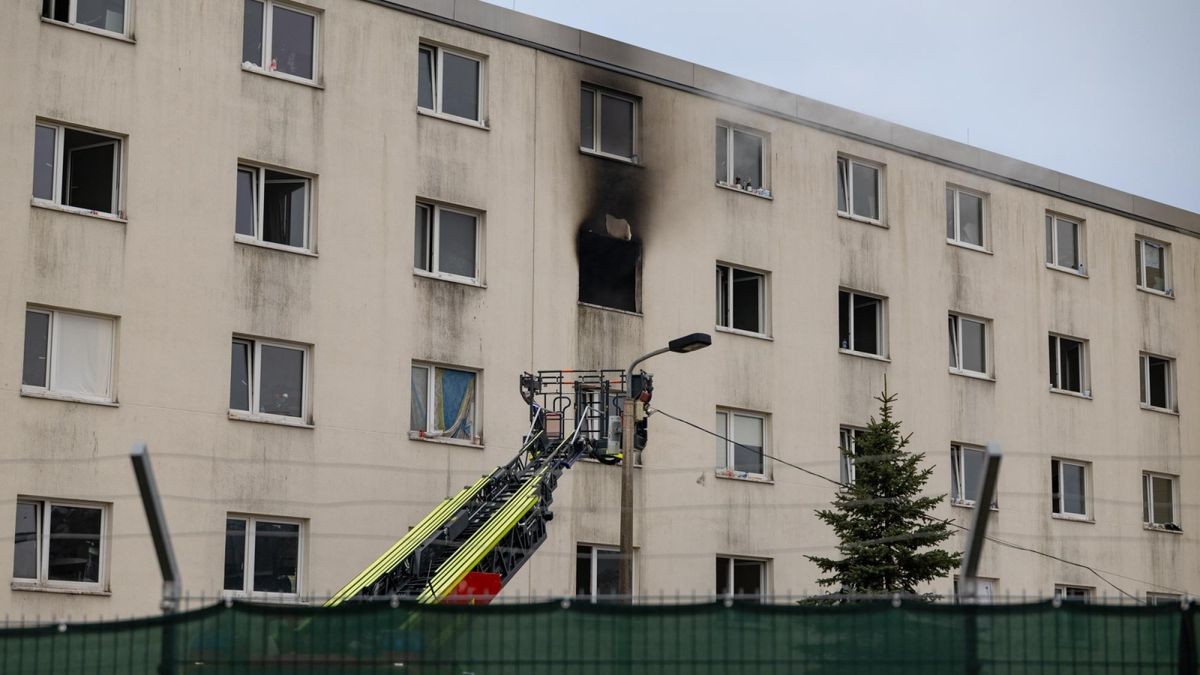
(411, 364, 478, 442)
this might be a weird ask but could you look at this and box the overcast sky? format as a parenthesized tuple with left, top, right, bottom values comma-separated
(484, 0, 1199, 213)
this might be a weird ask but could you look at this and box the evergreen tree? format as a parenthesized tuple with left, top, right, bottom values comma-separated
(807, 382, 961, 595)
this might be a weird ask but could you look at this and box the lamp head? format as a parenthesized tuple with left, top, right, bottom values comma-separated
(668, 332, 712, 354)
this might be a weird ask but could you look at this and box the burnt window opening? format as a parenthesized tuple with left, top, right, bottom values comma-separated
(578, 230, 640, 313)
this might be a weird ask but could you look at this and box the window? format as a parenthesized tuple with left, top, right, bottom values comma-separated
(1045, 213, 1085, 274)
(229, 338, 309, 421)
(948, 313, 989, 377)
(715, 124, 769, 196)
(224, 515, 302, 596)
(951, 444, 996, 508)
(1147, 592, 1182, 606)
(836, 156, 882, 222)
(12, 498, 107, 590)
(1048, 335, 1088, 395)
(1139, 353, 1176, 412)
(22, 308, 116, 403)
(838, 427, 864, 485)
(235, 164, 312, 251)
(1051, 458, 1089, 519)
(715, 556, 767, 601)
(575, 544, 622, 601)
(953, 576, 998, 603)
(242, 0, 318, 82)
(580, 85, 638, 162)
(32, 122, 122, 217)
(42, 0, 127, 36)
(715, 409, 767, 478)
(410, 363, 478, 442)
(414, 202, 481, 283)
(1142, 472, 1179, 530)
(946, 186, 986, 249)
(1054, 585, 1093, 602)
(839, 290, 885, 357)
(715, 264, 767, 335)
(418, 44, 483, 123)
(1136, 238, 1171, 294)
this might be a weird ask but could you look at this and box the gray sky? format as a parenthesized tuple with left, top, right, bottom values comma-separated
(485, 0, 1199, 213)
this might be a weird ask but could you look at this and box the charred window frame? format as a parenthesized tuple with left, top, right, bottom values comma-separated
(409, 362, 480, 444)
(838, 426, 864, 486)
(1048, 334, 1089, 397)
(946, 185, 987, 250)
(42, 0, 129, 37)
(22, 306, 117, 404)
(1045, 213, 1086, 275)
(414, 202, 482, 285)
(32, 121, 124, 219)
(1139, 353, 1176, 413)
(229, 337, 310, 424)
(838, 290, 886, 358)
(580, 84, 639, 163)
(715, 556, 768, 602)
(948, 312, 991, 378)
(12, 497, 109, 592)
(715, 122, 769, 195)
(1135, 237, 1171, 295)
(235, 163, 313, 253)
(417, 43, 485, 124)
(836, 155, 883, 224)
(242, 0, 319, 84)
(715, 263, 768, 337)
(1142, 472, 1179, 531)
(223, 514, 303, 598)
(575, 544, 626, 602)
(715, 408, 768, 479)
(951, 443, 997, 508)
(1051, 458, 1090, 520)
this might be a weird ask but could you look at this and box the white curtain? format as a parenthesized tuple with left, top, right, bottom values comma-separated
(52, 313, 114, 398)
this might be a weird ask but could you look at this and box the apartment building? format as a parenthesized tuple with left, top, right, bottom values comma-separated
(1, 0, 1196, 616)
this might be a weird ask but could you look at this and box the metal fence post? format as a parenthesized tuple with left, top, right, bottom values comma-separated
(958, 443, 1002, 675)
(131, 443, 182, 675)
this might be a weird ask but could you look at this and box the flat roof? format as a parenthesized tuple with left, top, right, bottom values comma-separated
(375, 0, 1200, 236)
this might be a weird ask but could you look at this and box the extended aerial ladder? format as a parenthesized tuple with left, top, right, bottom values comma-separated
(326, 369, 651, 606)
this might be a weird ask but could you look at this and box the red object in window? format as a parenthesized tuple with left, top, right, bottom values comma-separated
(443, 571, 502, 605)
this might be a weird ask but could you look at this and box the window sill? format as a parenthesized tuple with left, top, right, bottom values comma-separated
(241, 64, 323, 89)
(222, 591, 305, 604)
(20, 388, 118, 407)
(715, 182, 772, 200)
(40, 17, 134, 44)
(1144, 524, 1183, 535)
(946, 239, 992, 255)
(837, 211, 886, 228)
(235, 235, 317, 257)
(1051, 513, 1094, 524)
(714, 470, 773, 485)
(951, 500, 999, 511)
(839, 349, 890, 363)
(1049, 388, 1092, 400)
(715, 326, 772, 341)
(32, 200, 127, 224)
(579, 148, 643, 167)
(949, 369, 994, 382)
(12, 582, 111, 597)
(413, 269, 485, 288)
(1045, 263, 1088, 278)
(1139, 404, 1179, 416)
(408, 431, 485, 449)
(577, 302, 643, 317)
(416, 107, 489, 130)
(228, 410, 314, 429)
(1137, 286, 1175, 299)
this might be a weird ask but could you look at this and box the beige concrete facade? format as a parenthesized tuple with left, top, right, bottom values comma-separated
(0, 0, 1195, 617)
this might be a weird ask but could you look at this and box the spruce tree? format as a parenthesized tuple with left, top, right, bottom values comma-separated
(807, 383, 961, 596)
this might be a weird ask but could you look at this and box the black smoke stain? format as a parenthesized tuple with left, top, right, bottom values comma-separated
(577, 159, 648, 313)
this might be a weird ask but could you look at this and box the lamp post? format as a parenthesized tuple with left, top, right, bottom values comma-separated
(618, 332, 711, 600)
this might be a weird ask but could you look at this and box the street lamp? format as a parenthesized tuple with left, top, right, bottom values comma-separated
(618, 332, 712, 600)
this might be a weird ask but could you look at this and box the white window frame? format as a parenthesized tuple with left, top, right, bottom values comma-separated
(946, 185, 988, 251)
(1139, 352, 1177, 413)
(838, 289, 887, 358)
(715, 122, 770, 194)
(22, 306, 117, 404)
(950, 443, 997, 509)
(1048, 333, 1090, 397)
(1051, 458, 1091, 521)
(1054, 584, 1094, 602)
(1147, 592, 1182, 606)
(953, 575, 998, 603)
(715, 555, 769, 600)
(42, 0, 131, 38)
(243, 0, 320, 85)
(948, 312, 991, 378)
(229, 337, 311, 424)
(235, 163, 314, 253)
(580, 84, 639, 163)
(410, 362, 481, 443)
(838, 426, 863, 486)
(836, 155, 884, 224)
(1135, 237, 1172, 296)
(1142, 472, 1180, 531)
(575, 544, 629, 602)
(413, 201, 483, 285)
(222, 514, 304, 600)
(12, 497, 109, 592)
(715, 408, 769, 480)
(32, 121, 124, 219)
(1045, 213, 1086, 275)
(417, 43, 486, 125)
(715, 263, 769, 337)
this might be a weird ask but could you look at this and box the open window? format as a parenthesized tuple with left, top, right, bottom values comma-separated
(229, 337, 310, 423)
(410, 363, 479, 443)
(1135, 237, 1171, 295)
(12, 498, 108, 591)
(414, 202, 481, 283)
(418, 43, 484, 123)
(839, 426, 864, 485)
(22, 307, 116, 403)
(1142, 472, 1180, 531)
(836, 155, 883, 223)
(242, 0, 319, 83)
(580, 85, 638, 162)
(32, 122, 123, 217)
(716, 264, 768, 336)
(1048, 334, 1089, 396)
(946, 186, 986, 250)
(951, 443, 996, 508)
(1051, 458, 1090, 520)
(948, 313, 990, 378)
(715, 123, 769, 197)
(715, 409, 768, 479)
(236, 164, 313, 252)
(224, 515, 303, 597)
(839, 290, 885, 357)
(42, 0, 128, 36)
(1045, 213, 1086, 275)
(1139, 353, 1176, 413)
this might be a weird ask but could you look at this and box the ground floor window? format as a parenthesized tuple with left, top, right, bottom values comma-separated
(715, 556, 767, 601)
(224, 515, 302, 596)
(575, 544, 623, 601)
(12, 498, 107, 590)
